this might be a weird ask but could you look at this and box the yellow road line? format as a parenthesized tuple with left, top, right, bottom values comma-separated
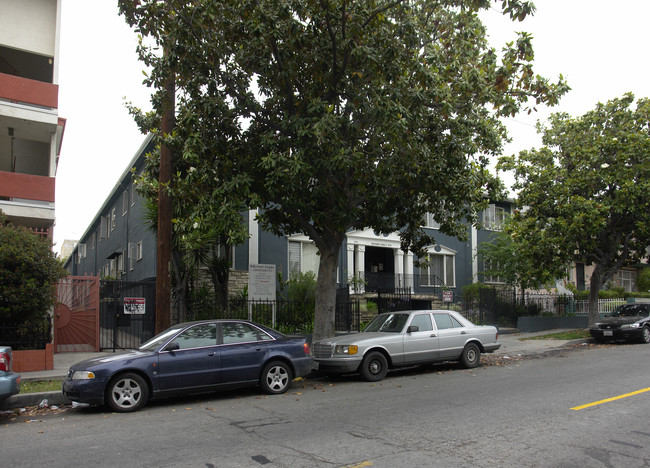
(571, 387, 650, 410)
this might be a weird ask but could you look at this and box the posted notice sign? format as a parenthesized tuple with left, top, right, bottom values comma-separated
(442, 290, 453, 303)
(124, 297, 146, 314)
(248, 264, 276, 301)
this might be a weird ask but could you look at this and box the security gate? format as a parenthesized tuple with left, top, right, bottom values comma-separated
(99, 280, 156, 351)
(54, 276, 100, 352)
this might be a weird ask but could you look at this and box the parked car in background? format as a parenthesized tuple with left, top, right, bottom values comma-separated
(0, 346, 21, 400)
(312, 310, 500, 382)
(590, 303, 650, 344)
(63, 320, 314, 412)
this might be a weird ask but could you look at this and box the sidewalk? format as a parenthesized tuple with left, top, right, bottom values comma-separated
(1, 329, 591, 411)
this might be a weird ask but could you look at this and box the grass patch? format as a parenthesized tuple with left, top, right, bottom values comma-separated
(20, 380, 62, 394)
(521, 329, 591, 341)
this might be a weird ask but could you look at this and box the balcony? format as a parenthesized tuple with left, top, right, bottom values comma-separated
(0, 171, 55, 203)
(0, 72, 58, 109)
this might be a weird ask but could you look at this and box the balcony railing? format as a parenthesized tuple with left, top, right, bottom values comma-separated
(0, 171, 55, 203)
(0, 72, 58, 109)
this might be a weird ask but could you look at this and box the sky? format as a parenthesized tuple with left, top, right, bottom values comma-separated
(53, 0, 650, 254)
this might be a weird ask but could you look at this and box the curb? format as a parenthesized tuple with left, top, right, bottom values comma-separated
(0, 390, 70, 411)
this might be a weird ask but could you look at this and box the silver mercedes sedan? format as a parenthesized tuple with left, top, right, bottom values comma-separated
(312, 310, 500, 381)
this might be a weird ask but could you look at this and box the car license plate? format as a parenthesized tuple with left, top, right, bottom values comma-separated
(603, 330, 613, 336)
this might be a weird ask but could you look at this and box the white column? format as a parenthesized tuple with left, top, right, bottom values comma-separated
(471, 224, 478, 283)
(405, 251, 414, 290)
(248, 209, 259, 265)
(394, 249, 404, 289)
(355, 245, 366, 293)
(346, 244, 355, 284)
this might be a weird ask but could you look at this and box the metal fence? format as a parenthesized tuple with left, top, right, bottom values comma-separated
(0, 319, 51, 350)
(99, 280, 156, 351)
(185, 295, 361, 334)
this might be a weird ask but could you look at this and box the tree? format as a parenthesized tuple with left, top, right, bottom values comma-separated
(119, 0, 567, 341)
(498, 94, 650, 325)
(0, 211, 68, 347)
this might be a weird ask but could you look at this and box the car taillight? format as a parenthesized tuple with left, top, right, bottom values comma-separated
(303, 342, 311, 355)
(0, 351, 10, 372)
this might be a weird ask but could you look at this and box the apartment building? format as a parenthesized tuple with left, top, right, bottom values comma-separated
(0, 0, 64, 239)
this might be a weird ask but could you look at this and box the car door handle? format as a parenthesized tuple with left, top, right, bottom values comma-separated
(207, 352, 216, 357)
(430, 334, 437, 338)
(461, 331, 467, 335)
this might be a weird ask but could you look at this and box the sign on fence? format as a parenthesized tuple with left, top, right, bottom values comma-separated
(442, 290, 453, 303)
(248, 264, 276, 301)
(124, 297, 146, 314)
(248, 264, 277, 325)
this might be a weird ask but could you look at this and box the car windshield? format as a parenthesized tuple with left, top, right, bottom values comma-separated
(138, 325, 186, 351)
(611, 305, 649, 318)
(364, 313, 410, 333)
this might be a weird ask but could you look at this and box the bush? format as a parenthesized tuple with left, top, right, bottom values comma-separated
(0, 212, 67, 348)
(637, 268, 650, 293)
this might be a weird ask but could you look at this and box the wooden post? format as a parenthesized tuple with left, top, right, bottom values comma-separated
(155, 57, 175, 334)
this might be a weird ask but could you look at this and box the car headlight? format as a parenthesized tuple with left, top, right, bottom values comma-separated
(334, 345, 358, 356)
(621, 323, 641, 329)
(71, 370, 96, 380)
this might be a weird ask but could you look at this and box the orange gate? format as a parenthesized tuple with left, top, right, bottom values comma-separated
(54, 276, 100, 352)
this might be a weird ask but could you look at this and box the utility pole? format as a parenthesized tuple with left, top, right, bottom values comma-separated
(155, 51, 174, 334)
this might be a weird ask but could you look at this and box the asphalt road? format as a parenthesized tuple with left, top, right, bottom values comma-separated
(2, 342, 649, 467)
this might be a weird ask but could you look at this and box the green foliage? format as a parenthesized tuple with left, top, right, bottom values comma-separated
(461, 282, 491, 303)
(0, 212, 68, 347)
(118, 0, 567, 340)
(637, 268, 650, 293)
(498, 94, 650, 323)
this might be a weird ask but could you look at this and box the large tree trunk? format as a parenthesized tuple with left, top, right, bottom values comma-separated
(312, 240, 341, 342)
(587, 266, 603, 326)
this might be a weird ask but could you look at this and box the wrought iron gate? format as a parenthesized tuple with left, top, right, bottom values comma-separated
(99, 280, 156, 351)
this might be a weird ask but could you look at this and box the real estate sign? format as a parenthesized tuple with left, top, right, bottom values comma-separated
(248, 264, 276, 301)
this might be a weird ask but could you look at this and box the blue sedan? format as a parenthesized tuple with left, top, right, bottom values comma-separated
(62, 320, 314, 412)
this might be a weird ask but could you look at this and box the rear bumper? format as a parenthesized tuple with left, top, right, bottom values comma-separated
(483, 343, 501, 353)
(0, 372, 21, 400)
(292, 356, 316, 378)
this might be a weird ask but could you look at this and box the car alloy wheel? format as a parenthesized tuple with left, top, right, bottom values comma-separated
(642, 327, 650, 344)
(360, 351, 388, 382)
(460, 343, 481, 369)
(106, 372, 149, 413)
(261, 361, 293, 394)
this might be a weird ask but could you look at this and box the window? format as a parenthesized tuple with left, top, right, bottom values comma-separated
(221, 322, 272, 344)
(174, 324, 217, 349)
(483, 259, 505, 284)
(100, 216, 109, 239)
(410, 314, 433, 331)
(420, 252, 455, 287)
(433, 313, 464, 329)
(122, 189, 129, 215)
(422, 213, 440, 229)
(78, 243, 86, 259)
(615, 269, 636, 292)
(482, 204, 507, 231)
(116, 253, 125, 274)
(110, 208, 116, 231)
(288, 241, 319, 276)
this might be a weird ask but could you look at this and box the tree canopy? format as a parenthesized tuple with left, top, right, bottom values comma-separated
(498, 93, 650, 324)
(119, 0, 567, 340)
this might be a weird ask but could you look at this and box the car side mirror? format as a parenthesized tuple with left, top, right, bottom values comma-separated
(165, 342, 180, 352)
(407, 325, 419, 333)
